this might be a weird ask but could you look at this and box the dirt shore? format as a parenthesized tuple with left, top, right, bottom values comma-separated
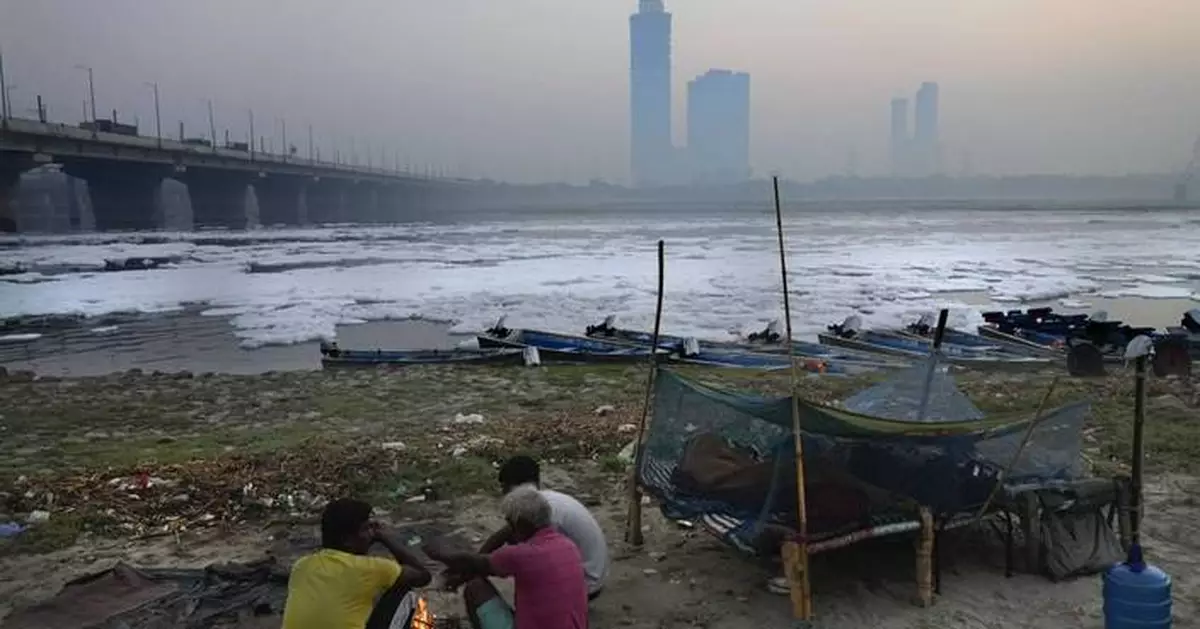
(1, 364, 1198, 627)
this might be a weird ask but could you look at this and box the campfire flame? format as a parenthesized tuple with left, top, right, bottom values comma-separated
(411, 596, 435, 629)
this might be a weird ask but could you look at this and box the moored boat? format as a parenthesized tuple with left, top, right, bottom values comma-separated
(584, 318, 908, 370)
(320, 343, 527, 367)
(479, 326, 659, 364)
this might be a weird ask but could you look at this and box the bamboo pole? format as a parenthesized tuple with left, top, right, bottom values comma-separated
(625, 239, 665, 547)
(915, 507, 934, 607)
(772, 177, 812, 622)
(970, 376, 1061, 525)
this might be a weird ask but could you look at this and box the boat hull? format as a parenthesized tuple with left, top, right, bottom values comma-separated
(321, 348, 526, 367)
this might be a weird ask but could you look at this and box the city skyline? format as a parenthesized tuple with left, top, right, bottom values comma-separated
(629, 0, 673, 186)
(687, 69, 751, 184)
(1, 0, 1198, 183)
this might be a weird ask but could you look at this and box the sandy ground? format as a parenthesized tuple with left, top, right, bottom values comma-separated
(3, 463, 1196, 629)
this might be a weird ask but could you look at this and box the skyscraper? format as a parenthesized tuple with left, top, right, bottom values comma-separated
(914, 81, 940, 175)
(890, 97, 909, 175)
(687, 69, 751, 183)
(629, 0, 673, 186)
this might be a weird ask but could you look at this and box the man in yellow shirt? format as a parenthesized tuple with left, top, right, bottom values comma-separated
(282, 498, 431, 629)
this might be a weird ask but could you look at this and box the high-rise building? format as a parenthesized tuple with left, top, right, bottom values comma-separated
(914, 81, 940, 175)
(890, 97, 909, 175)
(687, 69, 751, 183)
(629, 0, 673, 186)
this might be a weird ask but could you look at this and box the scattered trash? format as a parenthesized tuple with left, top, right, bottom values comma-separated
(380, 441, 408, 451)
(617, 439, 637, 464)
(0, 522, 26, 538)
(617, 423, 638, 434)
(451, 446, 468, 458)
(405, 495, 427, 503)
(452, 413, 485, 425)
(642, 568, 659, 576)
(648, 551, 666, 562)
(766, 577, 790, 595)
(593, 405, 616, 416)
(27, 510, 51, 524)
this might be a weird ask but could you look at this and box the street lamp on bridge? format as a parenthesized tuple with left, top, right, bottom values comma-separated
(73, 64, 98, 137)
(144, 81, 162, 148)
(0, 46, 10, 128)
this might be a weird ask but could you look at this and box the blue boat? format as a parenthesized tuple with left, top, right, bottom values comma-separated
(320, 345, 527, 367)
(478, 328, 659, 364)
(583, 321, 906, 370)
(485, 325, 844, 371)
(818, 330, 1053, 369)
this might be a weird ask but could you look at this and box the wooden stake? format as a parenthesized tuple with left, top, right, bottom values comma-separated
(915, 507, 934, 607)
(625, 239, 665, 547)
(773, 176, 812, 622)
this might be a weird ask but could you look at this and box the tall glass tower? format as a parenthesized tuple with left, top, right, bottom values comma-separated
(629, 0, 672, 186)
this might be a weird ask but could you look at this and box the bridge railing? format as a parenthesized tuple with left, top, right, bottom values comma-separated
(2, 116, 436, 180)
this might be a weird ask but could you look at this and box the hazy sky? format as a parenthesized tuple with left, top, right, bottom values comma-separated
(2, 0, 1198, 183)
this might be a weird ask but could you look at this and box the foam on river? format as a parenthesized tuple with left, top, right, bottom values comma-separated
(1, 206, 1198, 348)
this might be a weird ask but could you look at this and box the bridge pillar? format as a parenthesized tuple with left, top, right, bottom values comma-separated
(62, 162, 167, 231)
(0, 165, 26, 233)
(348, 182, 383, 223)
(307, 180, 349, 224)
(255, 175, 308, 226)
(184, 169, 253, 229)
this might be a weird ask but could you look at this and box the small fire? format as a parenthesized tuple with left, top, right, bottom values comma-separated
(411, 596, 435, 629)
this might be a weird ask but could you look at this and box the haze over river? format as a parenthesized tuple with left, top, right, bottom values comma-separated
(2, 202, 1198, 374)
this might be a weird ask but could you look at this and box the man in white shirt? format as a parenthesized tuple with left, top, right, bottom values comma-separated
(477, 456, 610, 599)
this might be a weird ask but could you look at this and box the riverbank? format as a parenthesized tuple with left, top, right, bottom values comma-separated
(0, 310, 465, 376)
(1, 363, 1198, 627)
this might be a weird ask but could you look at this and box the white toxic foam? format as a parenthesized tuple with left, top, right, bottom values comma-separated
(1, 209, 1199, 348)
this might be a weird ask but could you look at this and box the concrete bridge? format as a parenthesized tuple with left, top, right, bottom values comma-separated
(0, 117, 472, 232)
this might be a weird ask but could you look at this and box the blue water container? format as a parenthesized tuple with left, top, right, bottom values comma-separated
(1103, 545, 1172, 629)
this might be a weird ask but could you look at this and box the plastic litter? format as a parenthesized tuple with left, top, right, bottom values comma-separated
(0, 522, 26, 538)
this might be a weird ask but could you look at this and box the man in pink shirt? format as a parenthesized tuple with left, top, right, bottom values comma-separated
(425, 486, 588, 629)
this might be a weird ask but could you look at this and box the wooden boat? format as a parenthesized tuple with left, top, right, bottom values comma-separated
(976, 324, 1067, 353)
(583, 322, 908, 370)
(478, 328, 660, 364)
(320, 346, 527, 367)
(817, 331, 1053, 370)
(895, 324, 1061, 358)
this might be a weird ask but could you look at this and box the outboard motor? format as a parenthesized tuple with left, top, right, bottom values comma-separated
(908, 312, 937, 336)
(748, 320, 782, 344)
(319, 341, 340, 358)
(1183, 309, 1200, 334)
(827, 315, 863, 339)
(585, 315, 618, 337)
(486, 316, 511, 339)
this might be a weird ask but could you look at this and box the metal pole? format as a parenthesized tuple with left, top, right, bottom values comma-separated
(36, 95, 45, 122)
(248, 109, 255, 160)
(149, 82, 161, 148)
(87, 68, 97, 124)
(307, 124, 314, 164)
(281, 118, 287, 161)
(207, 99, 216, 153)
(1130, 354, 1147, 545)
(0, 47, 9, 127)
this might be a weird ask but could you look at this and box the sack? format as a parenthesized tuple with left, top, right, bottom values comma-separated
(673, 434, 777, 509)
